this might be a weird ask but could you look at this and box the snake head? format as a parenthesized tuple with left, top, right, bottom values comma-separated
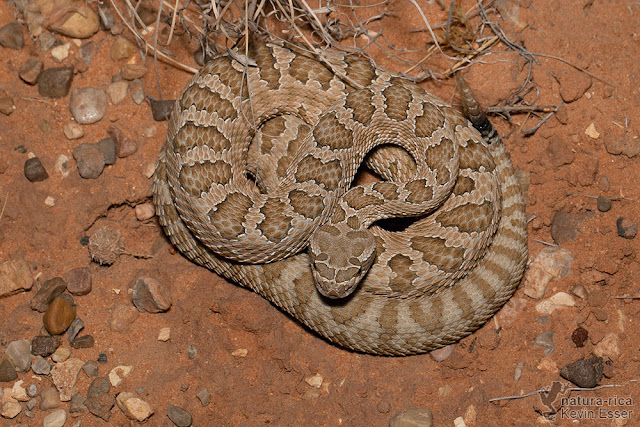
(309, 222, 377, 299)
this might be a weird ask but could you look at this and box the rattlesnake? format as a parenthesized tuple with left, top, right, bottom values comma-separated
(153, 41, 528, 356)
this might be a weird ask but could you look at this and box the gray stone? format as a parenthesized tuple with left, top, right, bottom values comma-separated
(72, 143, 105, 179)
(97, 137, 117, 165)
(69, 87, 108, 124)
(130, 78, 145, 104)
(167, 404, 193, 427)
(32, 356, 52, 375)
(38, 67, 74, 98)
(533, 331, 555, 356)
(106, 81, 128, 105)
(0, 22, 24, 50)
(596, 196, 611, 212)
(389, 408, 434, 427)
(26, 398, 36, 410)
(27, 384, 38, 397)
(70, 392, 88, 414)
(30, 277, 67, 312)
(71, 335, 95, 349)
(24, 157, 49, 182)
(196, 388, 211, 406)
(86, 377, 114, 421)
(82, 360, 99, 377)
(6, 339, 32, 372)
(38, 32, 57, 51)
(107, 126, 137, 158)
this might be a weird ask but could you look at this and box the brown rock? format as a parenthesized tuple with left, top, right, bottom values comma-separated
(546, 138, 575, 168)
(107, 126, 137, 158)
(0, 258, 33, 299)
(30, 277, 67, 312)
(132, 277, 172, 313)
(603, 133, 640, 158)
(66, 267, 92, 295)
(120, 64, 148, 80)
(43, 297, 77, 335)
(553, 66, 592, 103)
(110, 303, 139, 332)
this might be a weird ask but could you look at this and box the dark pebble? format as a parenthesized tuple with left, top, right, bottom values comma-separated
(82, 360, 99, 377)
(0, 22, 24, 50)
(167, 404, 193, 427)
(86, 377, 114, 421)
(66, 266, 92, 295)
(97, 137, 117, 165)
(149, 98, 175, 121)
(550, 211, 593, 245)
(72, 142, 106, 179)
(66, 318, 85, 343)
(14, 144, 27, 153)
(70, 392, 88, 414)
(30, 277, 67, 312)
(80, 41, 96, 65)
(31, 335, 61, 357)
(560, 356, 603, 388)
(71, 335, 95, 349)
(24, 157, 49, 182)
(38, 66, 74, 98)
(19, 59, 44, 85)
(571, 327, 588, 348)
(98, 353, 108, 363)
(617, 217, 637, 239)
(0, 354, 18, 382)
(80, 236, 89, 246)
(596, 196, 611, 212)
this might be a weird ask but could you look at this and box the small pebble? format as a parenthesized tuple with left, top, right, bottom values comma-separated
(69, 392, 88, 414)
(514, 361, 525, 382)
(111, 36, 135, 60)
(97, 353, 108, 363)
(63, 122, 84, 140)
(596, 196, 611, 212)
(66, 266, 92, 295)
(19, 59, 43, 85)
(231, 348, 248, 358)
(187, 345, 198, 359)
(389, 408, 434, 427)
(24, 157, 49, 182)
(67, 318, 84, 342)
(132, 277, 172, 313)
(69, 87, 108, 124)
(196, 388, 211, 407)
(6, 339, 32, 372)
(533, 331, 555, 356)
(429, 344, 456, 362)
(43, 297, 77, 335)
(121, 63, 148, 80)
(40, 386, 62, 410)
(130, 78, 145, 104)
(106, 81, 128, 105)
(38, 32, 57, 51)
(51, 42, 71, 62)
(51, 358, 86, 402)
(305, 374, 323, 388)
(110, 303, 140, 332)
(11, 380, 29, 401)
(560, 357, 603, 388)
(43, 408, 66, 427)
(31, 335, 61, 357)
(116, 392, 154, 421)
(0, 354, 18, 382)
(99, 8, 115, 30)
(0, 22, 24, 50)
(142, 124, 157, 138)
(107, 126, 137, 158)
(108, 365, 134, 387)
(82, 360, 99, 377)
(135, 202, 155, 221)
(598, 175, 610, 192)
(141, 162, 156, 179)
(31, 276, 67, 312)
(52, 346, 71, 363)
(50, 7, 100, 38)
(71, 335, 95, 349)
(26, 398, 36, 410)
(38, 66, 74, 98)
(31, 356, 52, 375)
(0, 401, 21, 418)
(0, 93, 15, 115)
(44, 196, 56, 207)
(97, 137, 117, 165)
(72, 142, 105, 179)
(617, 217, 637, 239)
(157, 327, 170, 342)
(86, 377, 115, 421)
(27, 384, 38, 397)
(80, 41, 95, 65)
(149, 98, 175, 121)
(167, 404, 193, 427)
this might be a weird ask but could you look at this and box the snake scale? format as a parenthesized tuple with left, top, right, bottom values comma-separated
(152, 41, 528, 356)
